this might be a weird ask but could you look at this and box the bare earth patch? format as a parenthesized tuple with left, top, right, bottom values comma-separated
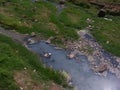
(14, 70, 44, 90)
(50, 83, 62, 90)
(14, 70, 63, 90)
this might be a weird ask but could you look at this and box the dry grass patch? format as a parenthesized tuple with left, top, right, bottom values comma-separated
(14, 70, 44, 90)
(67, 14, 80, 24)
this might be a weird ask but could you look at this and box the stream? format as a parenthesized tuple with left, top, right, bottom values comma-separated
(0, 1, 120, 90)
(0, 27, 120, 90)
(27, 40, 120, 90)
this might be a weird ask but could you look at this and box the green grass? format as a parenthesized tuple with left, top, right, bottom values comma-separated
(0, 0, 79, 44)
(0, 0, 120, 89)
(0, 0, 120, 56)
(58, 3, 91, 29)
(0, 34, 68, 90)
(91, 16, 120, 56)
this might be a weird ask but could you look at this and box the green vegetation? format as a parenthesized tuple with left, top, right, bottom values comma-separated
(0, 0, 120, 89)
(59, 3, 91, 29)
(0, 34, 68, 90)
(0, 0, 79, 45)
(92, 16, 120, 56)
(0, 0, 120, 56)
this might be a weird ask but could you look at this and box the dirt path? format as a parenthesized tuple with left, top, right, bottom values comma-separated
(0, 27, 26, 44)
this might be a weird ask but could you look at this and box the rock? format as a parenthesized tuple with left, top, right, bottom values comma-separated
(102, 71, 108, 77)
(27, 38, 36, 44)
(45, 37, 53, 44)
(24, 67, 27, 70)
(45, 39, 51, 44)
(94, 63, 108, 73)
(44, 52, 52, 58)
(31, 32, 36, 37)
(104, 18, 112, 21)
(48, 52, 52, 56)
(44, 53, 49, 57)
(68, 81, 73, 86)
(106, 41, 109, 44)
(86, 18, 94, 24)
(33, 69, 36, 72)
(88, 55, 94, 62)
(20, 87, 23, 90)
(67, 53, 75, 59)
(87, 25, 93, 30)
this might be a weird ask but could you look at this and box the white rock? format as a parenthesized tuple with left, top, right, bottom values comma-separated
(67, 53, 75, 59)
(20, 87, 23, 90)
(28, 38, 36, 44)
(33, 69, 36, 72)
(106, 41, 109, 44)
(24, 67, 27, 70)
(31, 32, 36, 37)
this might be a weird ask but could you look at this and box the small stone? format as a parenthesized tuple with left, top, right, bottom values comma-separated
(33, 69, 36, 72)
(106, 41, 109, 44)
(45, 39, 51, 44)
(94, 63, 108, 73)
(44, 53, 49, 57)
(31, 32, 36, 37)
(20, 87, 23, 90)
(44, 52, 52, 58)
(28, 38, 36, 44)
(48, 53, 52, 56)
(24, 67, 27, 70)
(67, 53, 75, 59)
(68, 81, 72, 86)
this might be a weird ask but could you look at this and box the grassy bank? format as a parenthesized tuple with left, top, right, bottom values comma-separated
(0, 34, 69, 90)
(0, 0, 120, 89)
(0, 0, 120, 55)
(91, 16, 120, 56)
(0, 0, 79, 45)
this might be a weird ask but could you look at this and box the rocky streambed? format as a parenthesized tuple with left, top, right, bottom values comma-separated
(27, 30, 120, 90)
(1, 27, 120, 90)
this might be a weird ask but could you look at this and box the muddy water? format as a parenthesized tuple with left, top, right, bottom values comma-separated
(27, 42, 120, 90)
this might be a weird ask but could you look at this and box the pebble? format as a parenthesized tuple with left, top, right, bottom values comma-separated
(66, 29, 120, 78)
(67, 53, 75, 59)
(20, 87, 23, 90)
(33, 69, 36, 72)
(24, 67, 27, 70)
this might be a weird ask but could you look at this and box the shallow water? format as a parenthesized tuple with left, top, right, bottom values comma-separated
(27, 41, 120, 90)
